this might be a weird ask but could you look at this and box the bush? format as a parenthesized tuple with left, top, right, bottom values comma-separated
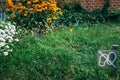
(57, 0, 120, 26)
(5, 0, 62, 29)
(107, 8, 120, 22)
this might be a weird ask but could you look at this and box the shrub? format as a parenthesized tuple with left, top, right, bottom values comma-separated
(107, 8, 120, 21)
(57, 0, 120, 26)
(5, 0, 62, 29)
(0, 21, 19, 56)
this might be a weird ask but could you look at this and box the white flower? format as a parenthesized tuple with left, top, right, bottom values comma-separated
(0, 42, 5, 47)
(0, 29, 5, 35)
(4, 29, 12, 35)
(0, 34, 7, 38)
(5, 26, 8, 29)
(0, 24, 3, 26)
(11, 25, 16, 30)
(10, 29, 16, 34)
(14, 39, 19, 42)
(1, 21, 5, 24)
(3, 52, 8, 56)
(6, 36, 14, 42)
(6, 45, 10, 48)
(8, 38, 14, 42)
(15, 32, 18, 34)
(19, 29, 22, 32)
(0, 21, 19, 56)
(9, 49, 13, 52)
(0, 37, 6, 42)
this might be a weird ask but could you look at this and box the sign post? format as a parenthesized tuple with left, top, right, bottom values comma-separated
(98, 45, 118, 78)
(111, 45, 118, 78)
(98, 50, 117, 68)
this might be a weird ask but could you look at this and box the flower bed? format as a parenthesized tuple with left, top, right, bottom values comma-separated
(5, 0, 62, 30)
(0, 21, 19, 56)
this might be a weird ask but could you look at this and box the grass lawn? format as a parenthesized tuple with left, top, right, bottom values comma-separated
(0, 22, 120, 80)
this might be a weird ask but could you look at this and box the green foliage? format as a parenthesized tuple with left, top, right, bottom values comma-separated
(57, 0, 120, 26)
(107, 8, 120, 22)
(0, 22, 120, 79)
(6, 12, 46, 29)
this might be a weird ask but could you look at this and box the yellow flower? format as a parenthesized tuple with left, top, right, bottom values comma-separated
(43, 7, 47, 10)
(46, 18, 52, 24)
(12, 6, 17, 10)
(49, 0, 56, 4)
(6, 0, 14, 7)
(51, 8, 58, 14)
(57, 8, 61, 11)
(10, 13, 16, 18)
(49, 4, 56, 7)
(5, 8, 10, 12)
(38, 5, 42, 9)
(52, 15, 57, 20)
(37, 9, 42, 12)
(29, 8, 34, 12)
(19, 6, 26, 10)
(33, 0, 39, 3)
(42, 1, 50, 6)
(42, 5, 47, 10)
(69, 28, 73, 32)
(23, 13, 28, 16)
(18, 10, 22, 13)
(58, 11, 63, 16)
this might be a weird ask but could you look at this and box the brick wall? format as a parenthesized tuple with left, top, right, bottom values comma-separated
(58, 0, 120, 11)
(0, 0, 120, 11)
(110, 0, 120, 11)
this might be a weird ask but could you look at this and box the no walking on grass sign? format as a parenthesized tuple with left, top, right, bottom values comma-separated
(98, 45, 118, 69)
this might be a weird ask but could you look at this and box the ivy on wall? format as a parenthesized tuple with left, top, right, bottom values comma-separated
(57, 0, 120, 26)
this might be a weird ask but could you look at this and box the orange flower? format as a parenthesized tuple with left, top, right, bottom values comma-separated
(10, 13, 16, 18)
(18, 2, 22, 6)
(27, 1, 31, 5)
(46, 18, 52, 24)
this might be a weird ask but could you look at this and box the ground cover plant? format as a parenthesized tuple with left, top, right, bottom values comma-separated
(0, 22, 120, 80)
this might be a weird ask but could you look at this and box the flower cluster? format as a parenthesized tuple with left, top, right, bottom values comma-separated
(6, 0, 62, 29)
(0, 21, 19, 56)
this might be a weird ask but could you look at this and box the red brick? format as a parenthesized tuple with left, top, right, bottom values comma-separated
(57, 0, 120, 11)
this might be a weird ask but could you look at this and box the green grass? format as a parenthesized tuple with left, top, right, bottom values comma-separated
(0, 22, 120, 80)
